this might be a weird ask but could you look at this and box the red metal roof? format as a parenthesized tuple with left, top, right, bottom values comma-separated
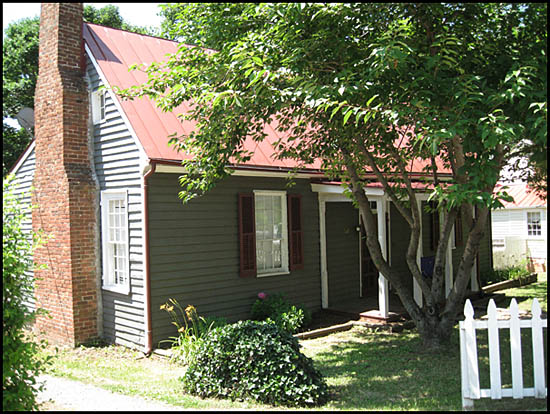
(495, 182, 547, 208)
(82, 23, 449, 175)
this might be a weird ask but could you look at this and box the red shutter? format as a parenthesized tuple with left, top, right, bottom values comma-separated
(238, 193, 256, 278)
(288, 194, 304, 270)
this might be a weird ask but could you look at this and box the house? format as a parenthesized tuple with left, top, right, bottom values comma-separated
(492, 182, 547, 272)
(9, 3, 493, 352)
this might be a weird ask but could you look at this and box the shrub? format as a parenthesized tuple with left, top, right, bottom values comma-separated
(159, 298, 226, 366)
(250, 292, 312, 334)
(480, 259, 532, 286)
(3, 177, 52, 411)
(181, 320, 329, 407)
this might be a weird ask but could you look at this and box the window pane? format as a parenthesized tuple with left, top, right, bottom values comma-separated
(265, 207, 273, 239)
(263, 240, 273, 269)
(274, 222, 282, 239)
(104, 194, 128, 288)
(527, 212, 541, 236)
(100, 92, 105, 119)
(256, 210, 264, 241)
(257, 245, 266, 271)
(273, 239, 281, 268)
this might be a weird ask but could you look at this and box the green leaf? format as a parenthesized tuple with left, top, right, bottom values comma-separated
(366, 94, 378, 107)
(343, 108, 353, 125)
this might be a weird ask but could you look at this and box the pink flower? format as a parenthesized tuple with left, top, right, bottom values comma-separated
(257, 292, 267, 300)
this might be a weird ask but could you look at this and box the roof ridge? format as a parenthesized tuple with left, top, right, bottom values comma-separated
(83, 21, 176, 44)
(82, 22, 218, 53)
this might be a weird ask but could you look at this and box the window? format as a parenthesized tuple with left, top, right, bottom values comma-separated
(238, 191, 303, 278)
(254, 191, 288, 276)
(101, 191, 129, 293)
(527, 212, 541, 236)
(92, 89, 106, 124)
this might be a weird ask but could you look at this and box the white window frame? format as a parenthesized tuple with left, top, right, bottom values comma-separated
(92, 89, 106, 124)
(253, 190, 289, 277)
(101, 190, 130, 294)
(526, 210, 542, 238)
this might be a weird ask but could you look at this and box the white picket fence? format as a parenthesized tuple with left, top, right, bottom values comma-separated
(459, 298, 547, 410)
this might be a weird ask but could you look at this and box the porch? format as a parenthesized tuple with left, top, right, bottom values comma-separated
(326, 291, 410, 324)
(314, 182, 481, 326)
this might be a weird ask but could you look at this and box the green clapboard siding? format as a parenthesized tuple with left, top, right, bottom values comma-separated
(148, 173, 321, 345)
(326, 202, 360, 307)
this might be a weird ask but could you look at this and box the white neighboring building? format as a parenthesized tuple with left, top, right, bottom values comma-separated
(492, 182, 547, 272)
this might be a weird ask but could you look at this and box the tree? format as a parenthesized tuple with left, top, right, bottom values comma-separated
(83, 4, 156, 36)
(3, 177, 51, 411)
(2, 5, 157, 177)
(120, 3, 547, 348)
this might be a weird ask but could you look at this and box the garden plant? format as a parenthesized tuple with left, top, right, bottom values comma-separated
(3, 177, 52, 411)
(250, 291, 312, 334)
(160, 298, 226, 366)
(181, 320, 329, 407)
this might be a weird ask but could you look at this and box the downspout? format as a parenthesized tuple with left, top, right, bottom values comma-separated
(143, 160, 156, 355)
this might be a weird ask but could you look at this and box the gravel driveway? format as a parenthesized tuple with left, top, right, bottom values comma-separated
(36, 375, 181, 411)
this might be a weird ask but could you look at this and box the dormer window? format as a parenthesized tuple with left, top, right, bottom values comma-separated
(92, 89, 106, 124)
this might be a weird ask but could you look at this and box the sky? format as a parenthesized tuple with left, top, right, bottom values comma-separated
(2, 3, 164, 35)
(3, 3, 164, 128)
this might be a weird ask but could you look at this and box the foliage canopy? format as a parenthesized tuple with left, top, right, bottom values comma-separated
(121, 2, 547, 347)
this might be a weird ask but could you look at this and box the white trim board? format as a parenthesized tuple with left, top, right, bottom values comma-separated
(9, 141, 36, 176)
(155, 162, 322, 179)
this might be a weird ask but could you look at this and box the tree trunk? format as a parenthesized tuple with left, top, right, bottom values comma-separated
(342, 157, 491, 349)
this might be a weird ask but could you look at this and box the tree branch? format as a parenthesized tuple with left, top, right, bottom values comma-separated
(343, 147, 434, 306)
(356, 137, 414, 226)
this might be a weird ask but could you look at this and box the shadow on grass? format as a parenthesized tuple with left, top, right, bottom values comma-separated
(306, 322, 547, 411)
(501, 277, 548, 311)
(305, 327, 464, 410)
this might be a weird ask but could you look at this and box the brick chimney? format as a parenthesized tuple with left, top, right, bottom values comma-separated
(32, 3, 99, 346)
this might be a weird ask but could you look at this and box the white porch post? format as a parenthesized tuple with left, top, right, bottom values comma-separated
(377, 197, 388, 318)
(414, 199, 423, 307)
(319, 196, 329, 308)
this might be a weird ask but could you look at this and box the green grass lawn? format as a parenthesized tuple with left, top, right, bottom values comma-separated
(39, 273, 547, 411)
(500, 271, 547, 313)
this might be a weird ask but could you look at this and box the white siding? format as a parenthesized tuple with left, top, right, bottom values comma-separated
(526, 209, 546, 260)
(492, 207, 547, 269)
(491, 210, 510, 238)
(508, 210, 526, 237)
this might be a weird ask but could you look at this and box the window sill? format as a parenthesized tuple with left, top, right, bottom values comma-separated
(257, 270, 290, 278)
(102, 284, 130, 295)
